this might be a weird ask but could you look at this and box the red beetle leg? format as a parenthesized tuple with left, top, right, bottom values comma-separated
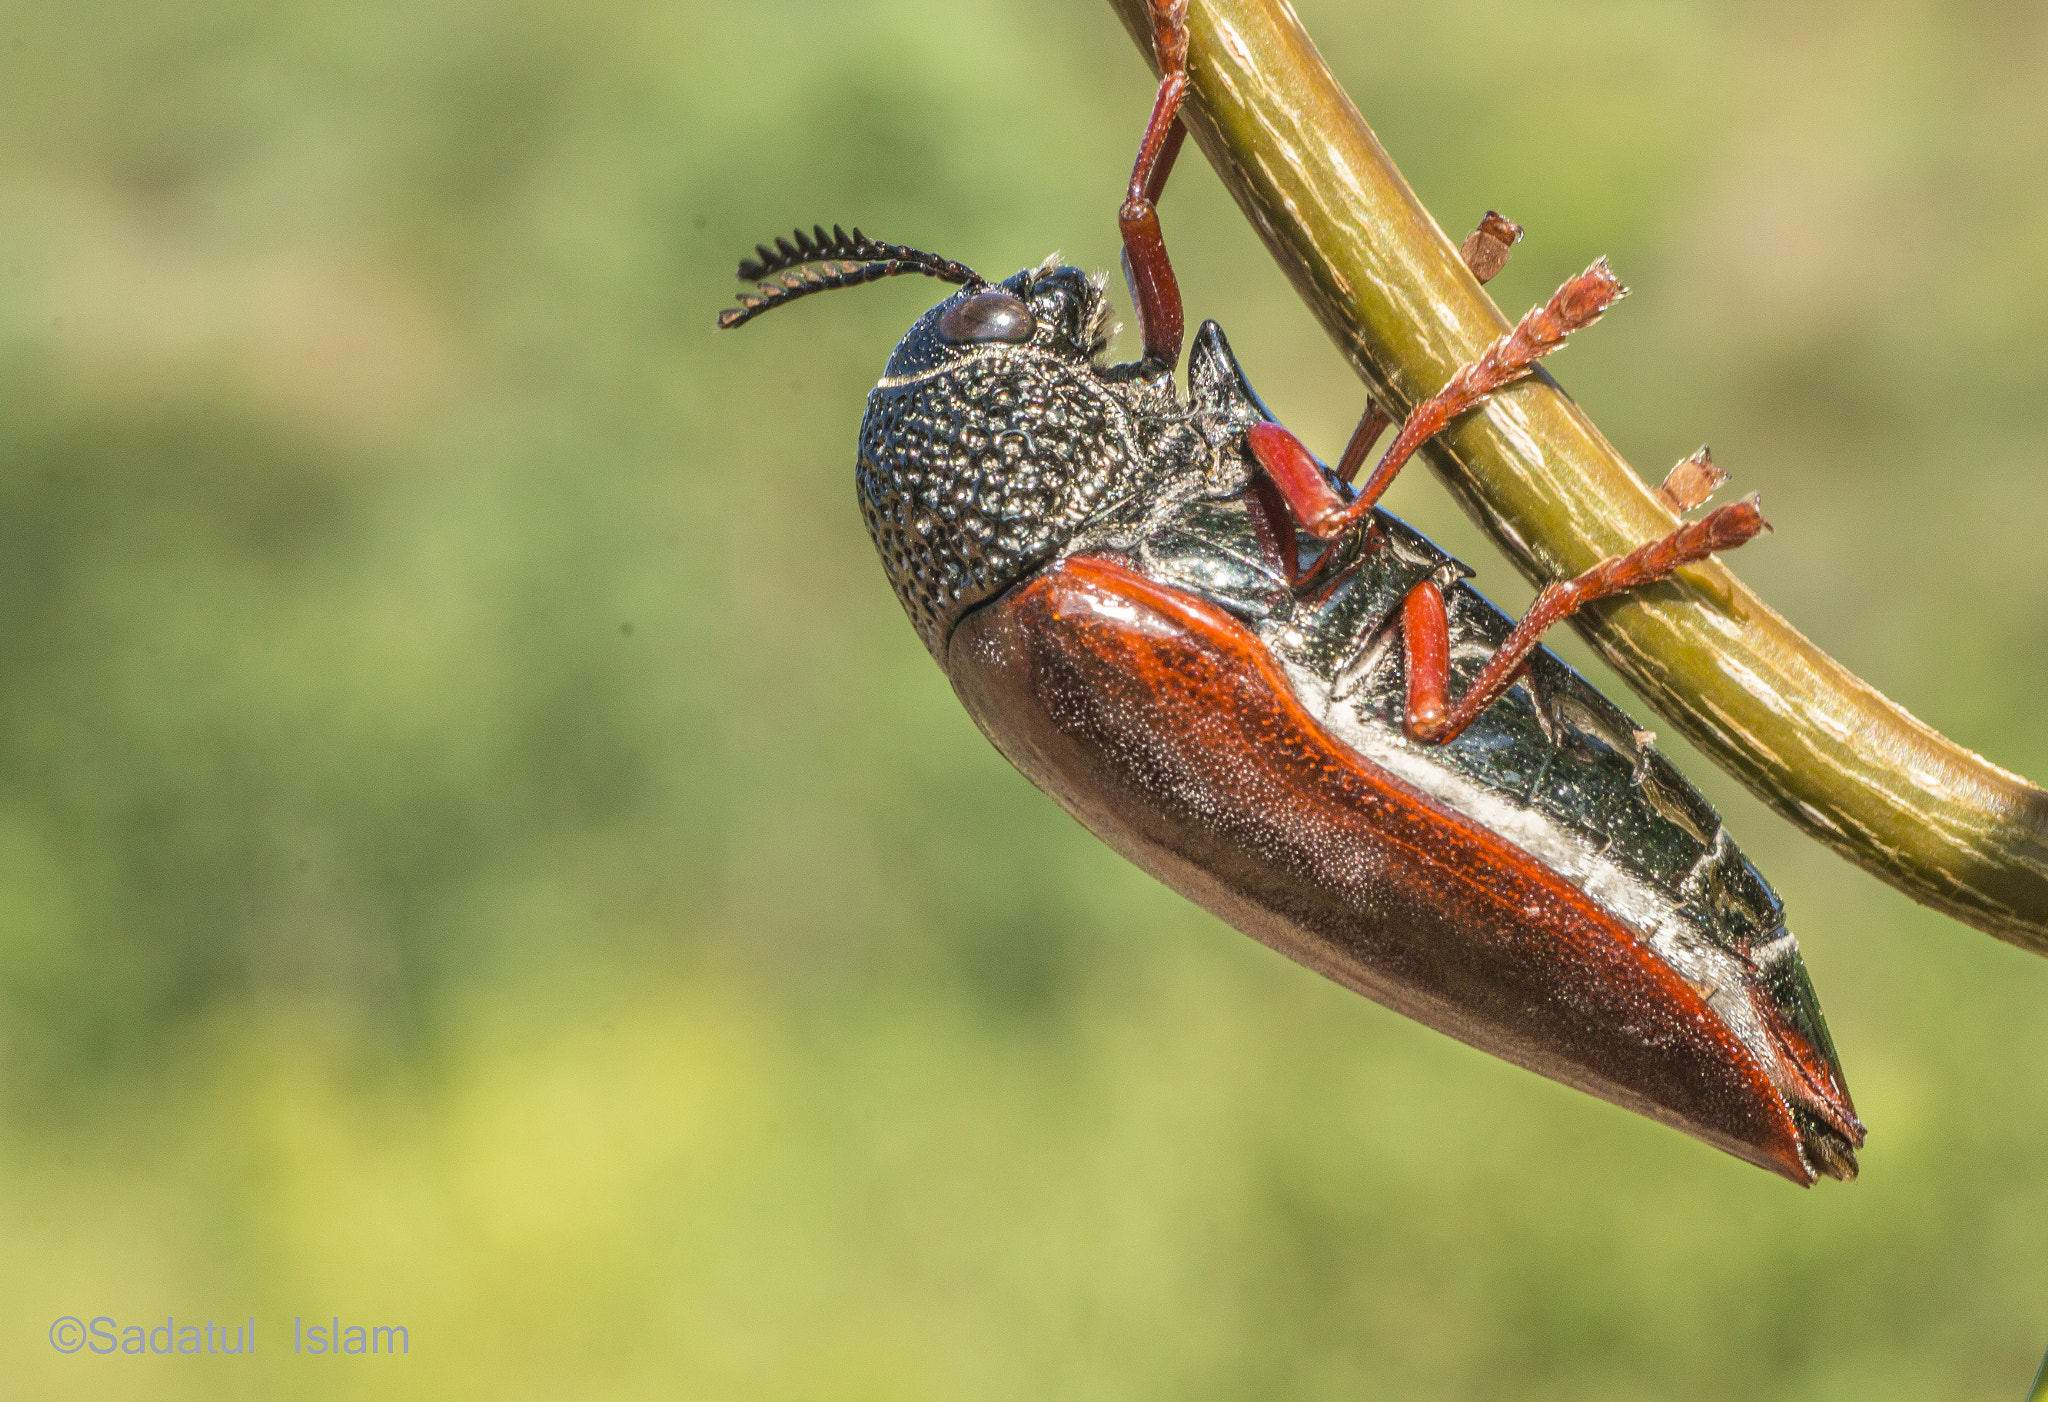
(1243, 474, 1310, 587)
(1337, 260, 1624, 529)
(1457, 209, 1525, 286)
(1120, 0, 1190, 368)
(1655, 446, 1729, 513)
(1334, 401, 1393, 486)
(1399, 578, 1451, 740)
(1245, 420, 1347, 541)
(1411, 498, 1770, 745)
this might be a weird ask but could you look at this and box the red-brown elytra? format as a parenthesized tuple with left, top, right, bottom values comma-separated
(719, 0, 1863, 1184)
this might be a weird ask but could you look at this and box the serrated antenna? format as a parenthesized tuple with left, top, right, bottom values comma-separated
(718, 224, 982, 330)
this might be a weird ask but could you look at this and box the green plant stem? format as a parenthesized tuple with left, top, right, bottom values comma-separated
(1107, 0, 2048, 953)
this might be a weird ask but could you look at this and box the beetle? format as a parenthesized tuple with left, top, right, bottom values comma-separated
(718, 0, 1862, 1185)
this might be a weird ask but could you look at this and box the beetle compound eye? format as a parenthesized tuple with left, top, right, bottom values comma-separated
(939, 291, 1035, 344)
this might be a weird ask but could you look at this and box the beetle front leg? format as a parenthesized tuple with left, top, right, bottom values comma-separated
(1121, 0, 1191, 370)
(1398, 499, 1769, 745)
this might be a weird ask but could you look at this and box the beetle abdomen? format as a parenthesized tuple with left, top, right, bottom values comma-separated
(948, 552, 1858, 1183)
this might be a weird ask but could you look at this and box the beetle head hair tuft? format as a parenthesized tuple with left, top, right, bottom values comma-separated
(717, 225, 983, 329)
(1085, 269, 1117, 358)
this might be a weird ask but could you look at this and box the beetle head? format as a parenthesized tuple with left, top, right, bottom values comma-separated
(722, 228, 1160, 662)
(875, 261, 1116, 380)
(853, 262, 1155, 659)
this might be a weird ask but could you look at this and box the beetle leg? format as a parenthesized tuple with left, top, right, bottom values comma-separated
(1121, 0, 1191, 370)
(1403, 497, 1769, 745)
(1338, 211, 1524, 485)
(1268, 254, 1611, 562)
(1245, 419, 1347, 562)
(1400, 578, 1452, 738)
(1333, 403, 1393, 488)
(1242, 417, 1388, 597)
(1458, 210, 1526, 285)
(1516, 665, 1560, 746)
(1244, 473, 1310, 586)
(1308, 261, 1626, 541)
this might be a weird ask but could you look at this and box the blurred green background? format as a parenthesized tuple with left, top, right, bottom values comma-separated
(3, 0, 2047, 1397)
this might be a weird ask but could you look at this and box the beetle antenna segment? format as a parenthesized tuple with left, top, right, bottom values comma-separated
(717, 224, 983, 330)
(734, 224, 980, 287)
